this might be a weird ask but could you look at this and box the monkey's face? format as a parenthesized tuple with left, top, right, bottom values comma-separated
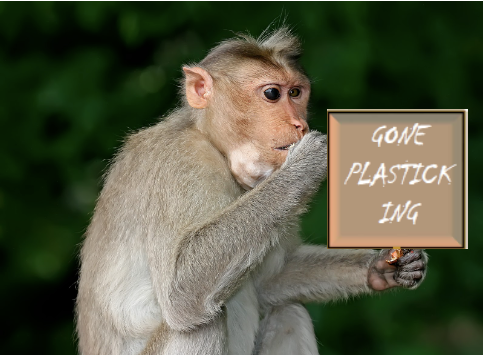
(216, 66, 311, 190)
(184, 63, 310, 190)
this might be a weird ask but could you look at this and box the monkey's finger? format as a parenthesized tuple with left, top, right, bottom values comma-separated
(396, 270, 424, 281)
(395, 277, 419, 288)
(283, 131, 323, 165)
(398, 249, 423, 265)
(291, 130, 322, 148)
(399, 260, 425, 272)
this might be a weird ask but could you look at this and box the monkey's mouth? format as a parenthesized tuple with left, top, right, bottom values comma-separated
(274, 142, 296, 151)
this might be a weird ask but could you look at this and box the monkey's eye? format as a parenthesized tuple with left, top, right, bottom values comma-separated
(264, 88, 281, 101)
(288, 88, 301, 98)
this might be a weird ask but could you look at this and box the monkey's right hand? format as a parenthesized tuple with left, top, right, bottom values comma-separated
(277, 131, 327, 201)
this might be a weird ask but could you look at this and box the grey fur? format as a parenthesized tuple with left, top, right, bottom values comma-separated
(76, 28, 427, 355)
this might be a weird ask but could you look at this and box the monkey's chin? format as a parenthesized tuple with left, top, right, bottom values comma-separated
(232, 171, 271, 190)
(227, 145, 276, 190)
(231, 164, 275, 190)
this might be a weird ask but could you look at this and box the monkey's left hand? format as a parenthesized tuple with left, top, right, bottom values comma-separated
(367, 249, 428, 291)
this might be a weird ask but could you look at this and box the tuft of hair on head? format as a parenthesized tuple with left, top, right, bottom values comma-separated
(197, 26, 304, 76)
(256, 26, 302, 61)
(237, 26, 302, 59)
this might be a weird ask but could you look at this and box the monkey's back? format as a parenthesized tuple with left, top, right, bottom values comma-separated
(76, 109, 244, 354)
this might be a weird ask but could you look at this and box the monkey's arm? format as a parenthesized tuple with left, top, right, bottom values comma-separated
(148, 132, 326, 331)
(257, 246, 427, 307)
(257, 246, 376, 306)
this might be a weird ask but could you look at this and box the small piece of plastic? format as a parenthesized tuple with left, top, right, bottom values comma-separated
(386, 247, 404, 264)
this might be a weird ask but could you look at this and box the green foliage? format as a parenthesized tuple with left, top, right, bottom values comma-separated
(0, 2, 481, 354)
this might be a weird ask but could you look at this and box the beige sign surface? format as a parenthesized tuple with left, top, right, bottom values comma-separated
(327, 110, 467, 249)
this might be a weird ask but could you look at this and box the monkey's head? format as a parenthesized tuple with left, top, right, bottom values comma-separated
(183, 28, 310, 190)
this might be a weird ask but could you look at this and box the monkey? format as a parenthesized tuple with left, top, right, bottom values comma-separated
(76, 27, 428, 355)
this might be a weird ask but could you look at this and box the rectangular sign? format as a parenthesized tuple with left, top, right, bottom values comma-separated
(327, 109, 467, 249)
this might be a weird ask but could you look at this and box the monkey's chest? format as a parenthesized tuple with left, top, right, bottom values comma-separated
(226, 276, 259, 355)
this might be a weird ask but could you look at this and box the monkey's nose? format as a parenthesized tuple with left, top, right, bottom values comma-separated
(288, 113, 309, 135)
(294, 119, 309, 135)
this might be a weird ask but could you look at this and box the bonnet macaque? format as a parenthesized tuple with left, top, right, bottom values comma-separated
(76, 28, 427, 355)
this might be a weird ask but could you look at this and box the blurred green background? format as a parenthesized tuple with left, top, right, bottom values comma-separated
(0, 2, 480, 355)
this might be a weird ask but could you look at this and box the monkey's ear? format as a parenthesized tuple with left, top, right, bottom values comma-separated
(183, 67, 213, 109)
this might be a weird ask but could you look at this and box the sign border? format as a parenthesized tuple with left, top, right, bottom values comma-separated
(326, 109, 468, 249)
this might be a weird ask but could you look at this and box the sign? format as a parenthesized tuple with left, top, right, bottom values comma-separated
(327, 110, 467, 249)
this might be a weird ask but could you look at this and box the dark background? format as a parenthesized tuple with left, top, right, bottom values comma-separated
(0, 2, 480, 355)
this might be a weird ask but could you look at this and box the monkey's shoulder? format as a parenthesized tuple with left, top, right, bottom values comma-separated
(100, 118, 243, 224)
(121, 121, 232, 184)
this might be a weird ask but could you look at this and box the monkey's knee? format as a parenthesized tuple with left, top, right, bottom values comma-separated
(254, 304, 318, 355)
(144, 315, 227, 355)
